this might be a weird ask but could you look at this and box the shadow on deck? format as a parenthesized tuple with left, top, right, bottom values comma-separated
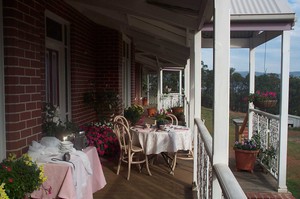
(94, 152, 295, 199)
(94, 156, 196, 199)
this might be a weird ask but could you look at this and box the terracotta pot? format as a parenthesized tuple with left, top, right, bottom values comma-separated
(171, 107, 183, 114)
(147, 107, 157, 117)
(253, 100, 277, 109)
(234, 148, 259, 173)
(142, 97, 148, 106)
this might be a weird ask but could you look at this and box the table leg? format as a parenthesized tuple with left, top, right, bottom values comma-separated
(161, 152, 176, 175)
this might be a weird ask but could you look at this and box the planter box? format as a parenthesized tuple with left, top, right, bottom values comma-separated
(253, 100, 277, 109)
(234, 148, 259, 173)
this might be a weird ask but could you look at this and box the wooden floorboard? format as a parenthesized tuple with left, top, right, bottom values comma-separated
(94, 155, 196, 199)
(94, 149, 292, 199)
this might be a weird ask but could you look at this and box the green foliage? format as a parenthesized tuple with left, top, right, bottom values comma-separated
(42, 103, 79, 137)
(162, 71, 181, 93)
(289, 76, 300, 116)
(201, 62, 214, 108)
(42, 103, 66, 136)
(287, 180, 300, 199)
(258, 146, 276, 169)
(124, 105, 144, 125)
(0, 154, 47, 199)
(248, 91, 277, 102)
(142, 72, 158, 97)
(83, 80, 119, 122)
(201, 65, 300, 116)
(155, 109, 169, 125)
(234, 132, 260, 151)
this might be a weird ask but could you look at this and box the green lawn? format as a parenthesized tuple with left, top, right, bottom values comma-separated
(201, 107, 300, 198)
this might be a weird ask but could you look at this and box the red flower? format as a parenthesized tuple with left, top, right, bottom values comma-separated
(8, 178, 13, 183)
(6, 166, 12, 172)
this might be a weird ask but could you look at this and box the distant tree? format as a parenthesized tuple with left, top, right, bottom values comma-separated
(201, 61, 214, 108)
(289, 76, 300, 116)
(200, 64, 300, 116)
(230, 68, 248, 112)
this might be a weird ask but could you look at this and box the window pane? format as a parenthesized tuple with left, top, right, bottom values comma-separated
(46, 17, 62, 41)
(163, 71, 180, 93)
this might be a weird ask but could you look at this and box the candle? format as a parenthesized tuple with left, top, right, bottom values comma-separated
(63, 136, 67, 141)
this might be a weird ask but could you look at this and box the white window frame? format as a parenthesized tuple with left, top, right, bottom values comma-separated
(45, 11, 71, 122)
(0, 0, 6, 160)
(122, 35, 131, 108)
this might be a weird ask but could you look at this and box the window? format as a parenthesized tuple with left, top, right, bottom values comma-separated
(45, 11, 70, 122)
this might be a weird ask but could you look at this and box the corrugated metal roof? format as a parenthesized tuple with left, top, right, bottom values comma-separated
(230, 0, 294, 15)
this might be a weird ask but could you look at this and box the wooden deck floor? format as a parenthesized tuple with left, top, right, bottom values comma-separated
(93, 152, 295, 199)
(94, 155, 196, 199)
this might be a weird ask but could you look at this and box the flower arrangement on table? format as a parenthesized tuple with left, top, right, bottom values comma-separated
(42, 103, 79, 140)
(0, 153, 49, 199)
(80, 122, 120, 158)
(154, 109, 170, 126)
(42, 103, 65, 137)
(124, 104, 144, 125)
(248, 90, 277, 108)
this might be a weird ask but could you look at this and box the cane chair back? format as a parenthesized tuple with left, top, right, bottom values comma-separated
(113, 121, 152, 180)
(166, 113, 178, 125)
(113, 115, 130, 129)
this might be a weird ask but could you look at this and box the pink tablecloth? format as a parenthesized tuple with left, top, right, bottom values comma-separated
(31, 146, 106, 199)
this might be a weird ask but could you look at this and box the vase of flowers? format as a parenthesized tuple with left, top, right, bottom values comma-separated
(155, 109, 169, 128)
(233, 133, 260, 173)
(0, 153, 48, 199)
(42, 103, 79, 140)
(248, 90, 277, 109)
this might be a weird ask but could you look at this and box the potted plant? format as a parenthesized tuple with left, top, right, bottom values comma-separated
(154, 109, 169, 128)
(248, 90, 277, 109)
(42, 103, 79, 140)
(124, 105, 144, 125)
(142, 97, 148, 106)
(233, 133, 260, 173)
(83, 80, 119, 123)
(80, 122, 119, 158)
(42, 103, 65, 138)
(171, 106, 183, 115)
(0, 153, 49, 198)
(147, 107, 157, 117)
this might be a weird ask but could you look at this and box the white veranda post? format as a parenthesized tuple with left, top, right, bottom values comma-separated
(278, 30, 290, 193)
(213, 0, 230, 197)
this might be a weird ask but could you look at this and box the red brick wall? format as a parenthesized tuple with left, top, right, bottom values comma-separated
(96, 25, 123, 115)
(3, 0, 124, 156)
(3, 0, 45, 156)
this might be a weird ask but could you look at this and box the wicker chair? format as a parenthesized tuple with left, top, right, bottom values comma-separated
(113, 121, 152, 180)
(166, 113, 178, 125)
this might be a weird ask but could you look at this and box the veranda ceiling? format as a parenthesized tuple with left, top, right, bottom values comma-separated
(65, 0, 295, 70)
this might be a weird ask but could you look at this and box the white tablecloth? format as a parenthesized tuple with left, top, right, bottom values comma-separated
(131, 125, 192, 155)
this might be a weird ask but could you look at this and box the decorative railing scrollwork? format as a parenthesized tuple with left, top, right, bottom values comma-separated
(250, 109, 280, 179)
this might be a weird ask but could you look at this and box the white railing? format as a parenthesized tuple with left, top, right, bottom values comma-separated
(250, 108, 280, 179)
(194, 118, 246, 199)
(159, 93, 184, 110)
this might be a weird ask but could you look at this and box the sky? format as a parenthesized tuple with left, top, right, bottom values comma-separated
(202, 0, 300, 73)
